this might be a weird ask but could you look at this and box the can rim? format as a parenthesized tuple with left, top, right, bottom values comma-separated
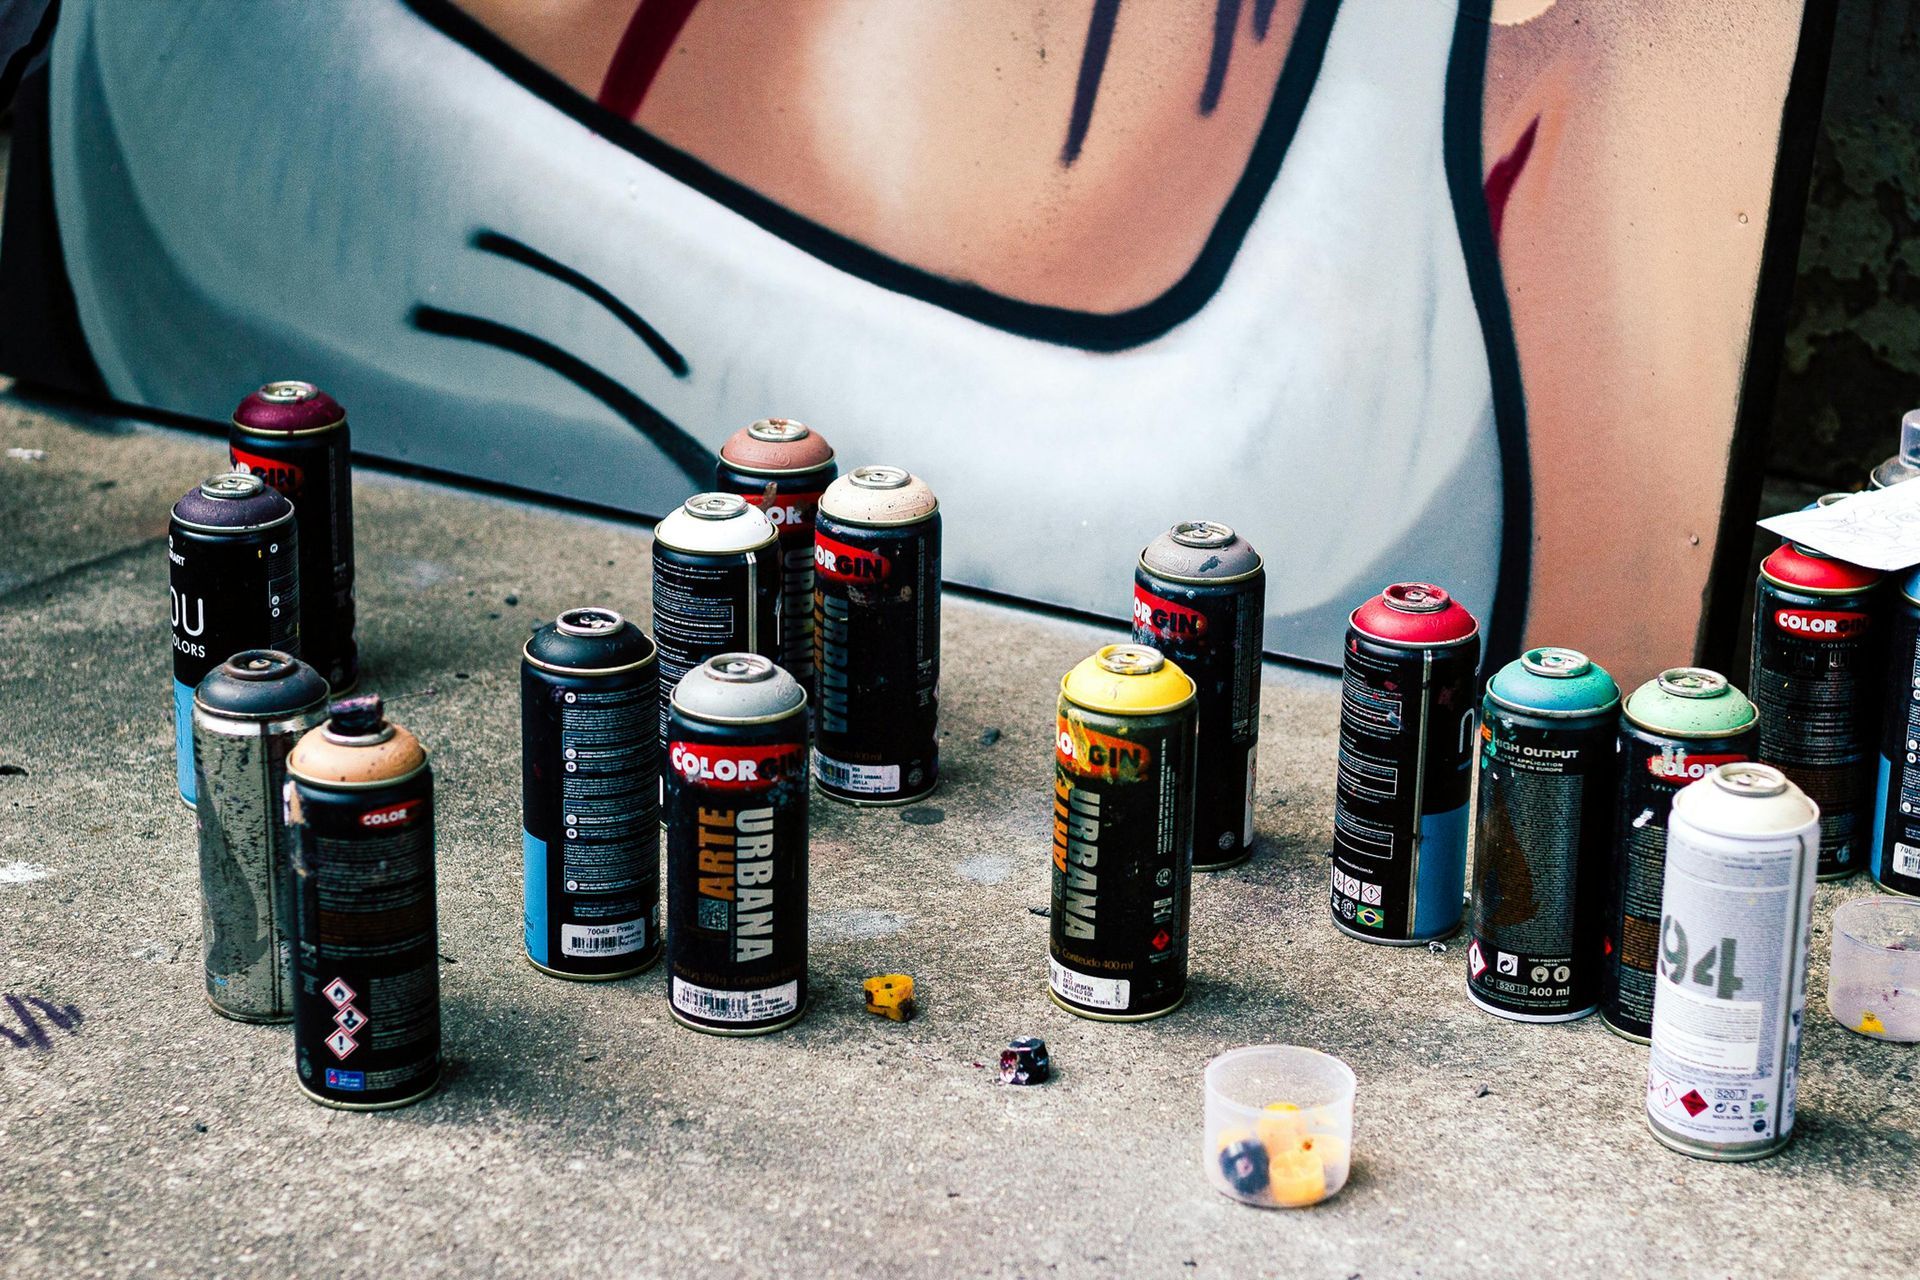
(684, 492, 750, 520)
(1520, 646, 1591, 679)
(1655, 667, 1729, 699)
(1710, 761, 1788, 798)
(521, 640, 658, 678)
(1168, 520, 1235, 550)
(1099, 643, 1165, 676)
(747, 417, 811, 444)
(849, 465, 910, 491)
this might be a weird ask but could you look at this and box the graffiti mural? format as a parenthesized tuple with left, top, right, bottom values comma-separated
(0, 0, 1829, 674)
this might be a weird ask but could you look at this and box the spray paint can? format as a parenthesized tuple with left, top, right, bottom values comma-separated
(813, 466, 941, 805)
(665, 653, 810, 1034)
(715, 418, 837, 705)
(230, 381, 356, 692)
(1602, 669, 1759, 1042)
(191, 650, 330, 1022)
(1751, 541, 1883, 879)
(1051, 644, 1196, 1021)
(652, 494, 781, 758)
(1646, 763, 1818, 1161)
(1868, 408, 1920, 489)
(169, 473, 301, 807)
(1872, 569, 1920, 896)
(286, 694, 438, 1109)
(1331, 583, 1480, 943)
(1466, 648, 1620, 1022)
(522, 607, 660, 980)
(1132, 522, 1264, 869)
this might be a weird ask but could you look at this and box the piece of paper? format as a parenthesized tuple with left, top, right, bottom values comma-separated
(1758, 483, 1920, 572)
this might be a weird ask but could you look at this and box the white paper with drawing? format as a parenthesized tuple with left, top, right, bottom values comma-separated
(1760, 484, 1920, 572)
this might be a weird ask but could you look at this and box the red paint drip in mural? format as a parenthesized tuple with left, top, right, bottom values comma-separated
(598, 0, 703, 118)
(1484, 114, 1539, 246)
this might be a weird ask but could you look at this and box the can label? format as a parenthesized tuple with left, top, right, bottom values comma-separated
(1751, 578, 1879, 875)
(169, 524, 300, 803)
(1646, 816, 1814, 1153)
(652, 547, 779, 750)
(1132, 571, 1263, 865)
(522, 668, 659, 974)
(1467, 712, 1614, 1018)
(1603, 731, 1755, 1038)
(813, 516, 940, 802)
(231, 432, 356, 691)
(1874, 601, 1920, 895)
(1049, 705, 1192, 1018)
(740, 489, 823, 690)
(1332, 635, 1477, 941)
(290, 777, 439, 1107)
(666, 726, 809, 1032)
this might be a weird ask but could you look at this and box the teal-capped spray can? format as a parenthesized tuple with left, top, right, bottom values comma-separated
(1602, 669, 1759, 1041)
(1467, 648, 1620, 1021)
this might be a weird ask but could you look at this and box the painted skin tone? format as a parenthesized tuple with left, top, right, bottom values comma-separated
(457, 0, 1802, 684)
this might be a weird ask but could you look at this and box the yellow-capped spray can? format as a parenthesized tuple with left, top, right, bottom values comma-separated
(1051, 644, 1197, 1021)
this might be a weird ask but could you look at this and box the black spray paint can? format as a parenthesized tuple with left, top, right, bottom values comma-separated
(230, 381, 357, 693)
(1132, 521, 1264, 869)
(287, 695, 438, 1109)
(666, 653, 810, 1034)
(1873, 569, 1920, 896)
(1051, 644, 1197, 1021)
(1466, 648, 1620, 1023)
(169, 472, 301, 807)
(813, 466, 941, 805)
(652, 493, 781, 758)
(715, 418, 838, 709)
(191, 650, 330, 1022)
(522, 607, 661, 980)
(1602, 668, 1758, 1042)
(1751, 541, 1884, 879)
(1331, 583, 1481, 944)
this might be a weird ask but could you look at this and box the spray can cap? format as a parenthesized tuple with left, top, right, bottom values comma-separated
(328, 693, 388, 739)
(1902, 409, 1920, 467)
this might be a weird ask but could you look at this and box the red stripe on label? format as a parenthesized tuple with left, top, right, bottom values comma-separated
(815, 532, 889, 583)
(668, 741, 805, 790)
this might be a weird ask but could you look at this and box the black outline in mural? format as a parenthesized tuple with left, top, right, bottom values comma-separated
(1442, 0, 1531, 673)
(473, 231, 690, 378)
(402, 0, 1342, 353)
(409, 304, 713, 485)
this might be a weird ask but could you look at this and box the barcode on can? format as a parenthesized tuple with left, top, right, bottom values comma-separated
(561, 919, 647, 957)
(813, 754, 901, 795)
(1896, 842, 1920, 878)
(671, 977, 800, 1023)
(1048, 957, 1130, 1011)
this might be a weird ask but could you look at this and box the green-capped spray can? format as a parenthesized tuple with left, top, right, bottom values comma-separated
(1467, 648, 1620, 1022)
(1602, 669, 1759, 1041)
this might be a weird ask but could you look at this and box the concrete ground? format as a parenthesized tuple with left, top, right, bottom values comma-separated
(0, 393, 1915, 1280)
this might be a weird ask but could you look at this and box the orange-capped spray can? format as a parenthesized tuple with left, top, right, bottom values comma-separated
(1050, 644, 1197, 1021)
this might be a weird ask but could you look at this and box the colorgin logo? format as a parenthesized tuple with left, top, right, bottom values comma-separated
(230, 446, 304, 499)
(359, 799, 422, 828)
(1056, 719, 1151, 782)
(1774, 608, 1868, 638)
(1133, 586, 1205, 641)
(668, 742, 802, 790)
(815, 533, 888, 583)
(1647, 751, 1747, 782)
(743, 492, 821, 531)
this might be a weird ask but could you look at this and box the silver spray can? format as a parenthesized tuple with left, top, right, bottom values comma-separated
(1645, 763, 1819, 1160)
(191, 649, 331, 1021)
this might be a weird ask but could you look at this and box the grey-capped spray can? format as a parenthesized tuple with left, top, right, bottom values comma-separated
(1466, 648, 1620, 1022)
(813, 466, 941, 805)
(1646, 763, 1818, 1161)
(1132, 521, 1264, 869)
(666, 653, 810, 1034)
(287, 695, 439, 1110)
(1603, 669, 1759, 1042)
(191, 650, 330, 1022)
(522, 608, 660, 980)
(169, 473, 301, 806)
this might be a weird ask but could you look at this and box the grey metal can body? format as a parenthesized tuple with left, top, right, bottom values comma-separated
(191, 652, 330, 1021)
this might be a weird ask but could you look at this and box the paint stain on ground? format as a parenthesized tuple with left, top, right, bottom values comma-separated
(957, 855, 1013, 885)
(0, 862, 49, 885)
(902, 807, 944, 827)
(813, 908, 909, 942)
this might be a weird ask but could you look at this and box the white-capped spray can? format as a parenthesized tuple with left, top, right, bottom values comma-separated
(1645, 763, 1819, 1160)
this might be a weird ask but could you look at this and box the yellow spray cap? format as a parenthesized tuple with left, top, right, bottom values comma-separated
(1061, 644, 1195, 716)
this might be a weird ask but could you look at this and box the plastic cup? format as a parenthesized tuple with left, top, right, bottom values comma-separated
(1828, 897, 1920, 1042)
(1203, 1046, 1355, 1208)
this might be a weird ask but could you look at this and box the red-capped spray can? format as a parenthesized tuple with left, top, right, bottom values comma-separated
(230, 381, 357, 693)
(1331, 584, 1480, 943)
(715, 419, 837, 704)
(1132, 522, 1264, 870)
(1750, 542, 1883, 879)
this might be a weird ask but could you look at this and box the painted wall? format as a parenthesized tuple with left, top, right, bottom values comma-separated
(0, 0, 1828, 684)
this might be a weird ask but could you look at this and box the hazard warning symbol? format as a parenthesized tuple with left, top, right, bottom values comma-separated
(1150, 929, 1171, 952)
(1468, 941, 1489, 979)
(325, 1028, 359, 1060)
(1680, 1089, 1708, 1117)
(324, 978, 357, 1009)
(334, 1005, 367, 1034)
